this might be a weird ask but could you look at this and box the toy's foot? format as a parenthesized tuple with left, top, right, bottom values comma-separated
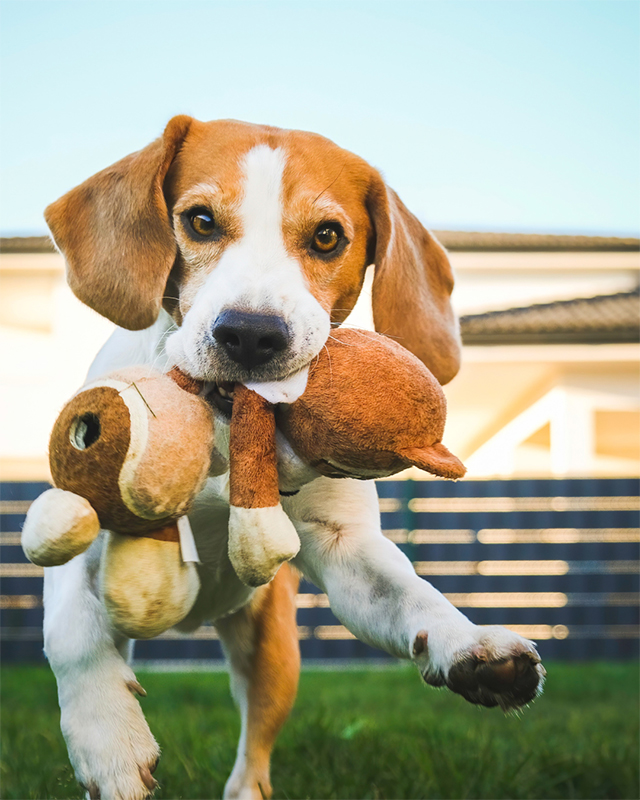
(414, 624, 545, 711)
(228, 504, 300, 587)
(60, 664, 160, 800)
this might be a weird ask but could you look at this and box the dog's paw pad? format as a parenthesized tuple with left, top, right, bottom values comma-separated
(446, 648, 545, 710)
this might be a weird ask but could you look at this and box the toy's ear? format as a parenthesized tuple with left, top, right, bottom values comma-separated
(367, 174, 461, 385)
(44, 115, 193, 330)
(401, 443, 466, 480)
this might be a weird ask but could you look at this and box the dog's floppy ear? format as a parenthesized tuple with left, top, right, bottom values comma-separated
(367, 174, 461, 385)
(44, 115, 193, 330)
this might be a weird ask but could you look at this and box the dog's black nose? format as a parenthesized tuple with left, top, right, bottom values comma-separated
(212, 310, 290, 371)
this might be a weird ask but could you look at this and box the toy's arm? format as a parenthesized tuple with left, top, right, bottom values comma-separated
(22, 488, 101, 566)
(166, 365, 204, 395)
(228, 384, 300, 586)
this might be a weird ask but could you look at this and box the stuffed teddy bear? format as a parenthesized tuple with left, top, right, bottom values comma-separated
(21, 366, 226, 638)
(226, 327, 465, 586)
(22, 328, 464, 635)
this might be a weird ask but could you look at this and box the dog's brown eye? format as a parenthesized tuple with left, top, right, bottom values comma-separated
(312, 223, 341, 254)
(187, 208, 216, 238)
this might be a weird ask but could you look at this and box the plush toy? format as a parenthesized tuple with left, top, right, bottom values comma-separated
(22, 327, 465, 633)
(226, 327, 465, 585)
(21, 366, 226, 638)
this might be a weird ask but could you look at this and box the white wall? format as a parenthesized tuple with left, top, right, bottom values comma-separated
(2, 248, 638, 480)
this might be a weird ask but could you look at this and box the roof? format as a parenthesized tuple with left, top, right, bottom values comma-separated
(460, 289, 640, 345)
(433, 231, 639, 252)
(1, 231, 638, 254)
(0, 237, 56, 254)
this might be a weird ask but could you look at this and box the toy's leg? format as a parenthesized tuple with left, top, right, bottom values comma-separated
(43, 538, 160, 800)
(216, 563, 300, 800)
(287, 478, 545, 711)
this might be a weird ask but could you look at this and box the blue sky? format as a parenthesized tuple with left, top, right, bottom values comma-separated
(1, 0, 638, 236)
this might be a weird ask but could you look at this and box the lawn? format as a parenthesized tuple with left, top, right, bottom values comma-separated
(1, 662, 638, 800)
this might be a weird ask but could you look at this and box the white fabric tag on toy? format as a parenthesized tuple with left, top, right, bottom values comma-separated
(245, 365, 309, 405)
(178, 516, 200, 563)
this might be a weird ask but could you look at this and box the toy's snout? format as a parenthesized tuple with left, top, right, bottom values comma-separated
(400, 443, 466, 480)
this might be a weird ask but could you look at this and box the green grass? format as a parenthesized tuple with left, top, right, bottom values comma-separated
(1, 662, 639, 799)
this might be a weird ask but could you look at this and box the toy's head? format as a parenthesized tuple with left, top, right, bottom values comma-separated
(49, 367, 223, 535)
(22, 366, 224, 637)
(276, 328, 465, 481)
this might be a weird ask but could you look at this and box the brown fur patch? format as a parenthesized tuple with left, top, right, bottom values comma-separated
(45, 116, 192, 330)
(229, 564, 300, 796)
(46, 116, 460, 380)
(368, 184, 461, 384)
(163, 119, 459, 378)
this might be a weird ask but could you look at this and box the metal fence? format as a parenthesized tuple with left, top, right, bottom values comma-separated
(1, 478, 638, 664)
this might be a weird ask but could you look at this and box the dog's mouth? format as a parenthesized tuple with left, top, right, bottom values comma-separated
(206, 366, 310, 419)
(208, 382, 236, 417)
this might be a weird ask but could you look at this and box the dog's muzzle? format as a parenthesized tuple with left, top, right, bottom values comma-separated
(212, 310, 290, 372)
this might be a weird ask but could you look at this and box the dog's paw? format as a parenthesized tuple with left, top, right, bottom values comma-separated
(223, 757, 272, 800)
(59, 665, 160, 800)
(414, 624, 546, 711)
(223, 773, 272, 800)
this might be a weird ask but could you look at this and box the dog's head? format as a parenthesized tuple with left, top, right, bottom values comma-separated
(45, 116, 461, 385)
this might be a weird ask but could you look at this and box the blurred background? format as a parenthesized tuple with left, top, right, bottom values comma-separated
(1, 1, 638, 666)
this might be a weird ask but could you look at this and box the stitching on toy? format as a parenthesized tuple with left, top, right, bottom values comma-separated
(125, 382, 157, 418)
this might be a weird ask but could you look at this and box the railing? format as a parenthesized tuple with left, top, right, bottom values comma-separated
(1, 478, 638, 664)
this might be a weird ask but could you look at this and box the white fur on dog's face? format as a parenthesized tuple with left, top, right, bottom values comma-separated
(46, 116, 461, 388)
(166, 145, 334, 384)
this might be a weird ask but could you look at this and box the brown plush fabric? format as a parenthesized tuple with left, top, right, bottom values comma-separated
(402, 443, 466, 481)
(142, 521, 180, 543)
(116, 370, 216, 520)
(230, 385, 280, 508)
(49, 387, 151, 533)
(49, 367, 217, 536)
(277, 328, 465, 480)
(167, 366, 204, 396)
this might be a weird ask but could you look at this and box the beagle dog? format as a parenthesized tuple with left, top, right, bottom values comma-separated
(42, 116, 544, 800)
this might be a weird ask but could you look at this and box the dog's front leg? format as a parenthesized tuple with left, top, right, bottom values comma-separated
(288, 478, 545, 711)
(43, 537, 160, 800)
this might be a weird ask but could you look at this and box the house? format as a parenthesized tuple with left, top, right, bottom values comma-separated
(1, 232, 638, 480)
